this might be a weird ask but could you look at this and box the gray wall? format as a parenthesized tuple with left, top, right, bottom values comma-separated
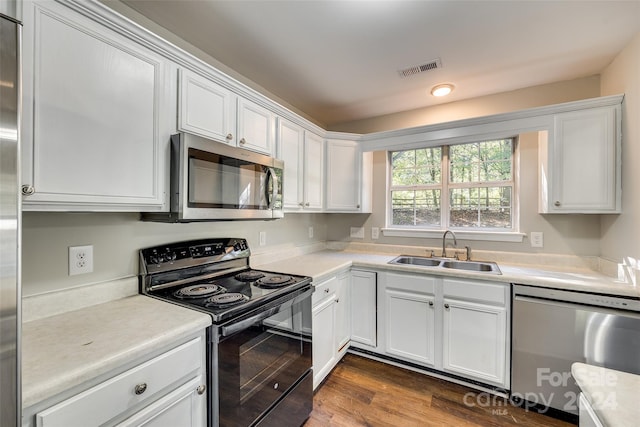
(22, 212, 326, 296)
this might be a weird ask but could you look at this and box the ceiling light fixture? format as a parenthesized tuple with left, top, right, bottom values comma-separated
(430, 83, 454, 97)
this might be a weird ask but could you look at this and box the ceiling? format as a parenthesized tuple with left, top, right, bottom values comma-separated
(121, 0, 640, 127)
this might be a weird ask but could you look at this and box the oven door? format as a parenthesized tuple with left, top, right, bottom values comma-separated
(209, 288, 312, 427)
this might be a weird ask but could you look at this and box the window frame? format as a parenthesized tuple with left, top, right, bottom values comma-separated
(386, 137, 520, 237)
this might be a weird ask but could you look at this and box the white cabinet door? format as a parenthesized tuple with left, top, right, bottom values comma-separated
(335, 273, 351, 354)
(384, 288, 435, 366)
(303, 132, 325, 210)
(350, 270, 377, 348)
(539, 105, 621, 213)
(442, 298, 506, 386)
(325, 139, 362, 211)
(21, 0, 168, 211)
(178, 68, 236, 144)
(277, 119, 305, 210)
(237, 97, 275, 155)
(117, 377, 205, 427)
(312, 294, 337, 389)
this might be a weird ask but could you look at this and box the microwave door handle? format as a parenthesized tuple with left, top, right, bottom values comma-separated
(266, 167, 277, 209)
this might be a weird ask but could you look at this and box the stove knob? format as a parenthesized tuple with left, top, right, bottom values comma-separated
(149, 255, 159, 265)
(166, 251, 177, 262)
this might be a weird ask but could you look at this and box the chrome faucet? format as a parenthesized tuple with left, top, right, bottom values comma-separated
(442, 230, 457, 258)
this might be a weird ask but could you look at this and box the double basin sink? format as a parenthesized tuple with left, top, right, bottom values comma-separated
(389, 255, 501, 274)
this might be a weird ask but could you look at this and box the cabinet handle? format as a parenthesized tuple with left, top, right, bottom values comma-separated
(197, 384, 206, 395)
(444, 303, 450, 309)
(134, 383, 148, 395)
(429, 301, 434, 306)
(239, 138, 246, 145)
(226, 133, 233, 141)
(21, 185, 35, 196)
(554, 201, 561, 207)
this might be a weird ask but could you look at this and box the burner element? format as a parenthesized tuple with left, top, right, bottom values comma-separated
(235, 270, 266, 282)
(255, 275, 293, 289)
(205, 293, 250, 308)
(174, 283, 225, 299)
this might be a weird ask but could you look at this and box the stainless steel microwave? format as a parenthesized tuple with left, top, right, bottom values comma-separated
(143, 133, 283, 222)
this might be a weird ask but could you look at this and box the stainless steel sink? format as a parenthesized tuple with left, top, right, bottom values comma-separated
(389, 255, 442, 267)
(388, 255, 501, 274)
(440, 260, 501, 274)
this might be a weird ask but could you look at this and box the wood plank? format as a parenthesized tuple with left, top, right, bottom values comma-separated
(305, 354, 576, 427)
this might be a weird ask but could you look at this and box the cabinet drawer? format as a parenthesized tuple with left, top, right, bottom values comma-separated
(36, 337, 203, 427)
(312, 276, 338, 307)
(443, 278, 506, 305)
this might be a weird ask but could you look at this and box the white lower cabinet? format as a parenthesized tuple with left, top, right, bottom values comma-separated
(383, 273, 436, 366)
(350, 270, 377, 348)
(29, 335, 206, 427)
(311, 272, 350, 389)
(378, 272, 510, 389)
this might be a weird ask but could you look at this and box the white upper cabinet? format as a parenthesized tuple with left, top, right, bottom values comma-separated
(21, 0, 171, 211)
(304, 132, 325, 210)
(178, 68, 236, 144)
(325, 139, 362, 212)
(539, 104, 622, 213)
(237, 97, 275, 155)
(277, 120, 324, 212)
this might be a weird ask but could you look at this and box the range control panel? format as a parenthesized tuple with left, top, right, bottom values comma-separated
(140, 238, 250, 270)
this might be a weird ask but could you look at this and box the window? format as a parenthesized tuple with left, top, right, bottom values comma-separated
(389, 138, 515, 231)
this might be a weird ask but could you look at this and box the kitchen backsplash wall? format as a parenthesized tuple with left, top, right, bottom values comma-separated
(325, 131, 603, 256)
(22, 212, 327, 296)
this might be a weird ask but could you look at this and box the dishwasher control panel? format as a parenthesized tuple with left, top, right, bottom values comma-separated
(513, 284, 640, 312)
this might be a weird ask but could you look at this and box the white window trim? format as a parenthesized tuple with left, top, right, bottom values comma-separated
(386, 138, 521, 241)
(381, 228, 526, 242)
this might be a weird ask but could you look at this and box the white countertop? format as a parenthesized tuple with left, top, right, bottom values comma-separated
(22, 295, 211, 409)
(572, 363, 640, 426)
(256, 250, 639, 298)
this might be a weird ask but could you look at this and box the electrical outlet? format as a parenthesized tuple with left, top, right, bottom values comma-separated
(530, 232, 544, 248)
(308, 226, 314, 239)
(69, 245, 93, 275)
(350, 227, 365, 239)
(259, 231, 266, 246)
(371, 227, 380, 240)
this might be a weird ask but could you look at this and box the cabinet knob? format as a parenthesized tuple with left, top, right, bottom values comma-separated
(299, 202, 304, 207)
(324, 288, 329, 293)
(226, 133, 233, 141)
(444, 303, 450, 309)
(134, 383, 148, 395)
(356, 204, 360, 209)
(554, 201, 561, 207)
(239, 138, 246, 145)
(429, 301, 434, 306)
(21, 185, 35, 196)
(197, 384, 206, 395)
(305, 202, 310, 207)
(335, 298, 340, 303)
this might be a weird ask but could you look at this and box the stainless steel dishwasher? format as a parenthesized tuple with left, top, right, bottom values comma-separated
(511, 284, 640, 417)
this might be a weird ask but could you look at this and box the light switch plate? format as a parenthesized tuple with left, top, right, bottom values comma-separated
(350, 227, 365, 239)
(530, 232, 544, 248)
(308, 226, 314, 239)
(259, 231, 266, 246)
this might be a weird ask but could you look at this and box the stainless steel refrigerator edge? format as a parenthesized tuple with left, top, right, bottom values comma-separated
(0, 9, 22, 427)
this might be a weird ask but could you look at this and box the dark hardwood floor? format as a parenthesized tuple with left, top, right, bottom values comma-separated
(304, 354, 576, 427)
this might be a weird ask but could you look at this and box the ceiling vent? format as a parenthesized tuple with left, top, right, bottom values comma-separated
(398, 58, 442, 78)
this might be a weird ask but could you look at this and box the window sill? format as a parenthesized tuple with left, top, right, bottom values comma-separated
(381, 228, 526, 243)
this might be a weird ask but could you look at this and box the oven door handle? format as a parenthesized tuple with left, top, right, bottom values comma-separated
(221, 287, 313, 337)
